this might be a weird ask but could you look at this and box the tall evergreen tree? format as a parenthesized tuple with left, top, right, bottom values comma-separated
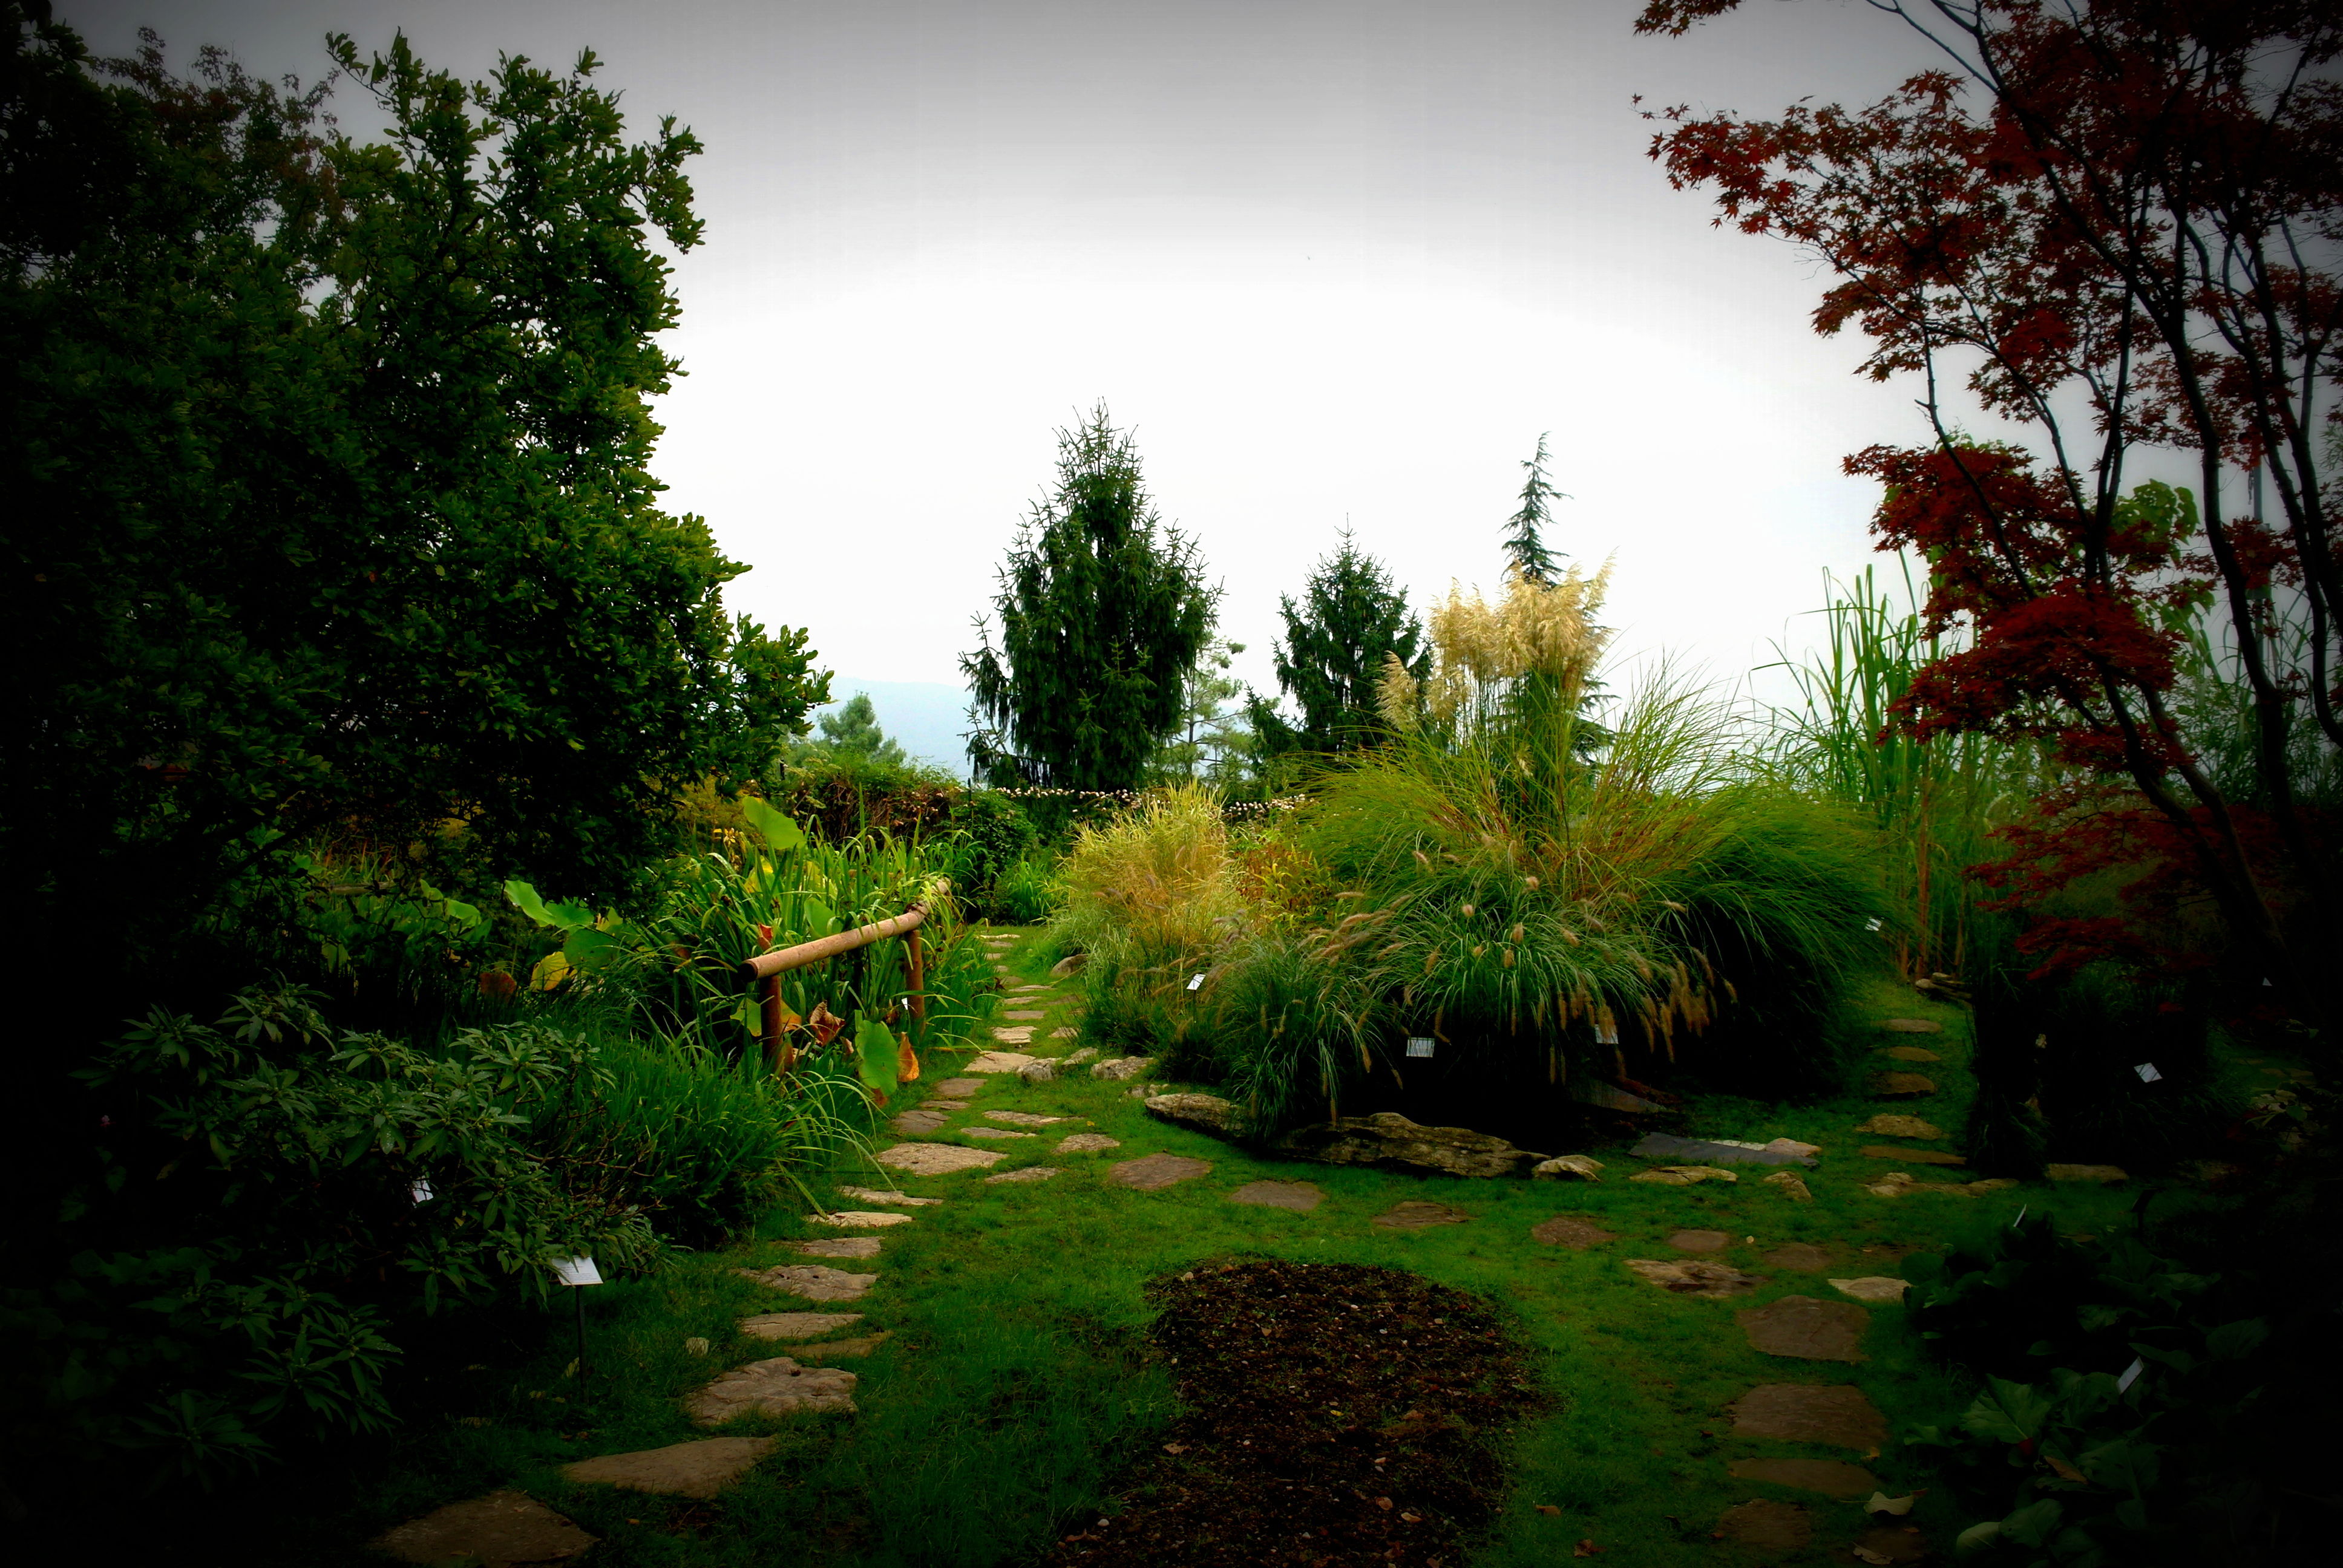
(961, 404, 1217, 789)
(1502, 432, 1571, 584)
(1252, 532, 1429, 757)
(794, 693, 906, 768)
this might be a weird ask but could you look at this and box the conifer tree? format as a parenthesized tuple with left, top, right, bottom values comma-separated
(962, 405, 1217, 789)
(801, 693, 906, 768)
(1253, 533, 1429, 757)
(1502, 433, 1571, 584)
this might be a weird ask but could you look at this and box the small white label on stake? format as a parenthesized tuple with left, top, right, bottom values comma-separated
(2117, 1357, 2144, 1393)
(1187, 973, 1204, 992)
(1865, 918, 1884, 933)
(2135, 1062, 2163, 1083)
(1596, 1022, 1620, 1047)
(552, 1255, 603, 1287)
(410, 1178, 434, 1205)
(1405, 1037, 1434, 1059)
(2011, 1205, 2026, 1229)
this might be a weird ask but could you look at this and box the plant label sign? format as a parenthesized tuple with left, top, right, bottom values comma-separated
(410, 1178, 434, 1205)
(553, 1255, 603, 1287)
(1405, 1037, 1434, 1059)
(2134, 1062, 2163, 1083)
(1596, 1021, 1620, 1047)
(2117, 1357, 2144, 1393)
(2011, 1205, 2026, 1229)
(1187, 973, 1204, 992)
(1866, 917, 1884, 933)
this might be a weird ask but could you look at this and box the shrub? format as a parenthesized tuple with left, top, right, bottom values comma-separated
(988, 847, 1066, 925)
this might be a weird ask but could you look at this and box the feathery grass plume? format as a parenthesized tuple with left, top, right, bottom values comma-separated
(1414, 561, 1614, 732)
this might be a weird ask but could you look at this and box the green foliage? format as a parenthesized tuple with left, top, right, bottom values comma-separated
(962, 403, 1219, 791)
(1152, 638, 1254, 785)
(1502, 431, 1570, 586)
(989, 848, 1066, 925)
(1252, 533, 1429, 761)
(796, 693, 909, 769)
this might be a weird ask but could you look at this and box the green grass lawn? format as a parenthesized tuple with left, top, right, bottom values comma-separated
(213, 927, 2158, 1567)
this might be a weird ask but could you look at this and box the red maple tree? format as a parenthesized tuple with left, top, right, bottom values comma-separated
(1637, 1, 2340, 1023)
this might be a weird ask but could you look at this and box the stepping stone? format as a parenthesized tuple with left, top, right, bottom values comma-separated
(1829, 1276, 1910, 1304)
(1145, 1092, 1242, 1137)
(1865, 1171, 2019, 1197)
(1625, 1258, 1767, 1298)
(1852, 1525, 1932, 1563)
(932, 1079, 986, 1097)
(1531, 1215, 1616, 1249)
(1728, 1383, 1889, 1449)
(1629, 1165, 1737, 1185)
(928, 1098, 974, 1111)
(1052, 1028, 1081, 1041)
(1737, 1295, 1870, 1361)
(1228, 1180, 1325, 1212)
(1759, 1243, 1833, 1272)
(836, 1186, 940, 1207)
(1668, 1228, 1734, 1253)
(1050, 953, 1086, 976)
(790, 1331, 893, 1361)
(875, 1142, 1004, 1176)
(963, 1127, 1035, 1140)
(1057, 1133, 1121, 1152)
(1855, 1114, 1943, 1139)
(978, 1037, 1034, 1056)
(1881, 1018, 1942, 1033)
(686, 1357, 858, 1425)
(738, 1264, 877, 1302)
(1003, 1010, 1046, 1021)
(1634, 1132, 1814, 1168)
(1092, 1056, 1150, 1081)
(1867, 1072, 1937, 1098)
(985, 1165, 1062, 1184)
(1761, 1171, 1813, 1201)
(1110, 1152, 1212, 1191)
(1532, 1155, 1605, 1181)
(810, 1210, 912, 1227)
(2047, 1163, 2129, 1183)
(738, 1312, 863, 1341)
(1727, 1457, 1880, 1499)
(1716, 1498, 1812, 1548)
(1016, 1060, 1056, 1083)
(985, 1109, 1066, 1126)
(891, 1109, 952, 1135)
(1863, 1145, 1964, 1166)
(562, 1436, 774, 1500)
(1882, 1045, 1942, 1062)
(373, 1490, 595, 1566)
(788, 1237, 881, 1258)
(1011, 984, 1048, 993)
(1374, 1200, 1470, 1229)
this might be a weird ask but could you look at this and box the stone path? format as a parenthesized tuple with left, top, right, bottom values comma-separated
(561, 1436, 775, 1500)
(1737, 1295, 1870, 1362)
(1110, 1152, 1212, 1190)
(373, 1490, 596, 1565)
(1373, 1200, 1470, 1229)
(1227, 1179, 1324, 1212)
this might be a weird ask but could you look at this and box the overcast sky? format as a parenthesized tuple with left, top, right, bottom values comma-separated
(68, 0, 1965, 708)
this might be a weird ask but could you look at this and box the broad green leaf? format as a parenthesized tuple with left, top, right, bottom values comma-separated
(442, 898, 481, 929)
(2000, 1499, 2062, 1548)
(505, 880, 558, 927)
(544, 899, 596, 930)
(1962, 1376, 2055, 1443)
(2203, 1317, 2267, 1361)
(854, 1016, 898, 1102)
(561, 927, 621, 970)
(1955, 1520, 2002, 1555)
(742, 795, 806, 855)
(529, 952, 571, 991)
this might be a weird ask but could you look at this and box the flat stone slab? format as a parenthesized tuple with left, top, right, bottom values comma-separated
(1760, 1243, 1833, 1272)
(1057, 1132, 1122, 1152)
(1110, 1152, 1211, 1191)
(739, 1312, 863, 1341)
(970, 1046, 1034, 1066)
(790, 1331, 893, 1361)
(1228, 1180, 1325, 1212)
(983, 1165, 1061, 1184)
(962, 1127, 1035, 1140)
(1830, 1276, 1910, 1304)
(1629, 1165, 1737, 1185)
(1716, 1498, 1812, 1548)
(1146, 1092, 1244, 1138)
(1729, 1383, 1889, 1449)
(891, 1109, 953, 1135)
(1863, 1145, 1964, 1166)
(1882, 1045, 1942, 1062)
(1531, 1215, 1616, 1249)
(811, 1210, 912, 1227)
(373, 1489, 595, 1566)
(985, 1109, 1067, 1126)
(1052, 1028, 1081, 1040)
(1532, 1155, 1605, 1181)
(1855, 1114, 1943, 1139)
(1668, 1228, 1734, 1253)
(562, 1436, 775, 1500)
(1010, 983, 1048, 993)
(1634, 1132, 1814, 1168)
(1867, 1072, 1938, 1098)
(1852, 1525, 1932, 1563)
(836, 1186, 939, 1207)
(1881, 1018, 1942, 1033)
(1003, 1010, 1047, 1021)
(1625, 1259, 1766, 1298)
(932, 1079, 986, 1097)
(738, 1264, 877, 1302)
(1761, 1171, 1813, 1201)
(1737, 1295, 1870, 1361)
(1092, 1056, 1151, 1080)
(875, 1142, 1006, 1175)
(687, 1357, 857, 1425)
(1864, 1171, 2019, 1197)
(2047, 1163, 2129, 1183)
(1374, 1200, 1471, 1229)
(788, 1237, 881, 1258)
(1727, 1457, 1880, 1499)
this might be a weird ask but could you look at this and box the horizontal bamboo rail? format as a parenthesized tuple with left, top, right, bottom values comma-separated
(739, 882, 948, 1072)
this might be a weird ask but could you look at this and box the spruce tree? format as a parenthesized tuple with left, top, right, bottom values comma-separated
(807, 693, 906, 767)
(1503, 432, 1571, 584)
(1254, 532, 1429, 757)
(961, 405, 1217, 789)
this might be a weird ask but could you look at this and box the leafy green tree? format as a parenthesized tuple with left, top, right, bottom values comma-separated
(1251, 533, 1429, 759)
(1153, 639, 1250, 782)
(0, 12, 825, 975)
(796, 693, 908, 768)
(1503, 432, 1571, 584)
(962, 404, 1218, 789)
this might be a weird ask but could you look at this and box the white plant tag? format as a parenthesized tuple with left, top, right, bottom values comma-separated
(2011, 1205, 2026, 1229)
(1865, 917, 1884, 932)
(2117, 1357, 2144, 1393)
(552, 1255, 603, 1287)
(410, 1178, 434, 1205)
(2135, 1062, 2163, 1083)
(1405, 1037, 1434, 1059)
(1596, 1022, 1620, 1047)
(1187, 973, 1204, 992)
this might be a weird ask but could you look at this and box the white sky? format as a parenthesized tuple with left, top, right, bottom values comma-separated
(69, 0, 1961, 706)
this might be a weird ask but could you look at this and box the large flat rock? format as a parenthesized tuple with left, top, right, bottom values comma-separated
(810, 1210, 912, 1227)
(562, 1436, 774, 1500)
(1863, 1145, 1964, 1166)
(1758, 1243, 1833, 1272)
(1716, 1498, 1812, 1548)
(790, 1331, 893, 1361)
(892, 1108, 953, 1135)
(1110, 1152, 1211, 1190)
(1633, 1132, 1814, 1168)
(1275, 1111, 1545, 1178)
(1145, 1093, 1243, 1139)
(1882, 1045, 1942, 1062)
(1855, 1114, 1943, 1139)
(836, 1185, 939, 1207)
(1668, 1228, 1733, 1253)
(875, 1142, 1006, 1175)
(373, 1490, 595, 1566)
(788, 1237, 881, 1258)
(968, 1048, 1034, 1069)
(931, 1078, 986, 1096)
(1628, 1165, 1737, 1186)
(963, 1127, 1036, 1140)
(1829, 1276, 1910, 1304)
(1737, 1295, 1870, 1361)
(1729, 1383, 1889, 1449)
(1625, 1259, 1766, 1298)
(1228, 1180, 1324, 1212)
(738, 1312, 863, 1341)
(686, 1356, 857, 1425)
(1867, 1072, 1938, 1098)
(1092, 1055, 1151, 1080)
(1531, 1215, 1616, 1249)
(1373, 1200, 1470, 1229)
(738, 1264, 877, 1302)
(1881, 1018, 1943, 1033)
(1057, 1133, 1122, 1153)
(1726, 1456, 1880, 1499)
(983, 1165, 1062, 1184)
(985, 1109, 1067, 1126)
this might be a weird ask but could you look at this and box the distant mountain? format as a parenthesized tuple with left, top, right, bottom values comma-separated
(808, 679, 974, 777)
